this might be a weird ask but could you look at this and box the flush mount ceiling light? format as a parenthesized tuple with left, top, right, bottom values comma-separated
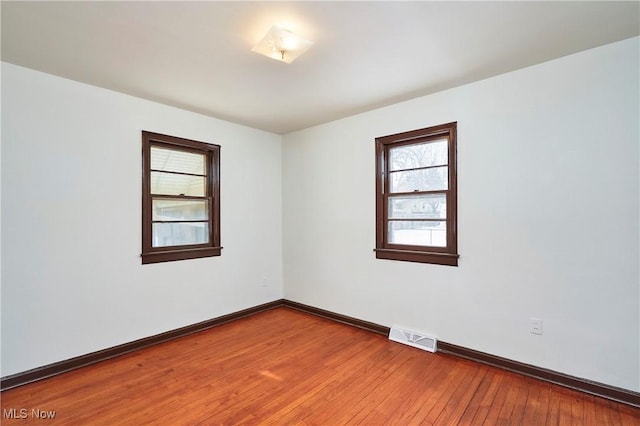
(251, 25, 313, 64)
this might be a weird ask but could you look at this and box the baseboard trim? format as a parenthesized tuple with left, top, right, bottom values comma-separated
(282, 303, 639, 407)
(437, 341, 640, 408)
(0, 299, 284, 391)
(282, 299, 390, 336)
(3, 299, 639, 408)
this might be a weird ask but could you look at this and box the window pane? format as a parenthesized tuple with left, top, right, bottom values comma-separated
(152, 222, 209, 247)
(389, 140, 447, 171)
(151, 171, 205, 196)
(151, 146, 205, 175)
(153, 199, 208, 221)
(390, 166, 448, 193)
(389, 194, 446, 219)
(388, 220, 446, 247)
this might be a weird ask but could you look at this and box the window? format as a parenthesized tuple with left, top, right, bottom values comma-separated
(141, 131, 221, 264)
(375, 122, 458, 266)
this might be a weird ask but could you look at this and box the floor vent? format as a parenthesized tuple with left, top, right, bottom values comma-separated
(389, 327, 437, 353)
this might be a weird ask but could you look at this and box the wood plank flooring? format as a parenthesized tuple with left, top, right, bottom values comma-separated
(2, 308, 639, 425)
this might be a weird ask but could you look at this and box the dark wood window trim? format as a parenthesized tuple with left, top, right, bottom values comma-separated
(141, 131, 221, 264)
(375, 122, 459, 266)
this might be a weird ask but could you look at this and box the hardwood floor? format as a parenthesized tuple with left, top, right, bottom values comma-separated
(2, 308, 639, 425)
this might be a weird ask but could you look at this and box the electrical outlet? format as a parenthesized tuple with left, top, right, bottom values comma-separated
(530, 318, 543, 335)
(261, 278, 268, 287)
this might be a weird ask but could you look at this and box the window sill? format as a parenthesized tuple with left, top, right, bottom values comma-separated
(374, 248, 458, 266)
(142, 246, 222, 264)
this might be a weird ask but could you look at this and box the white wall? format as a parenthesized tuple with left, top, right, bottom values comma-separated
(2, 37, 639, 393)
(282, 37, 640, 391)
(1, 62, 283, 376)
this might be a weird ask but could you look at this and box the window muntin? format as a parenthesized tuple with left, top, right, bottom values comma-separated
(142, 132, 221, 264)
(375, 122, 458, 266)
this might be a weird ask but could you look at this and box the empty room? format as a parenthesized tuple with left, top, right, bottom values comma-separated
(1, 1, 639, 424)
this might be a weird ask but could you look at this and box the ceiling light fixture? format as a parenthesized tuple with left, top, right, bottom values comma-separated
(251, 25, 313, 64)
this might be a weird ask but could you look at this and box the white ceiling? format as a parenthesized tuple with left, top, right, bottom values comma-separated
(2, 1, 639, 134)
